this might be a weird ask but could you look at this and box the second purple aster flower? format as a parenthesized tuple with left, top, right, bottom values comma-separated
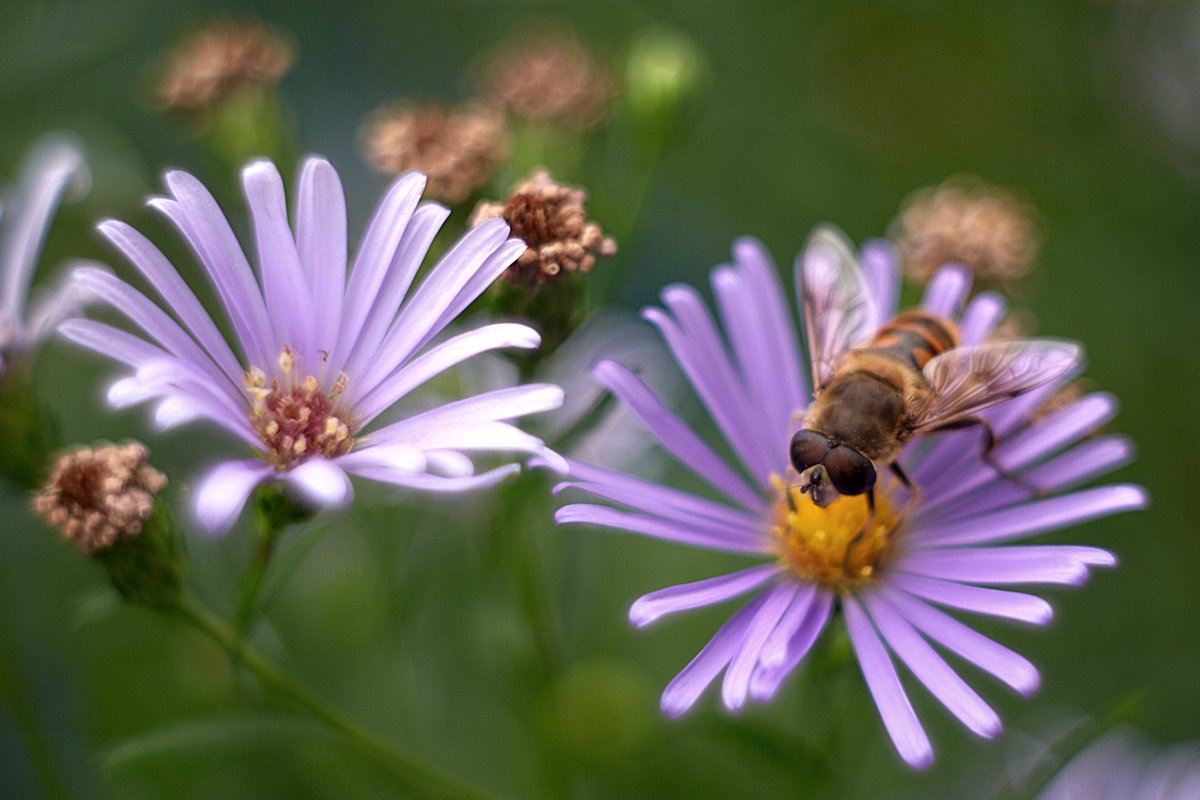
(553, 227, 1147, 768)
(63, 157, 565, 534)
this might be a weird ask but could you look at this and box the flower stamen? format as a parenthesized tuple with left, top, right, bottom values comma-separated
(247, 349, 354, 470)
(769, 473, 901, 587)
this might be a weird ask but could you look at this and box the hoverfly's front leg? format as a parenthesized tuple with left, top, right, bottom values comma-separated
(928, 416, 1044, 497)
(842, 488, 877, 570)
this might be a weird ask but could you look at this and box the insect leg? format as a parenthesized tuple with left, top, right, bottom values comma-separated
(927, 416, 1043, 497)
(843, 488, 877, 570)
(890, 461, 923, 519)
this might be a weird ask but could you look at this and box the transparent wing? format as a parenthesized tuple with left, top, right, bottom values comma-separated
(909, 339, 1083, 433)
(801, 225, 878, 391)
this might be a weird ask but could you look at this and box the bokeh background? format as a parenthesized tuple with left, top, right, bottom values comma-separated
(2, 1, 1198, 798)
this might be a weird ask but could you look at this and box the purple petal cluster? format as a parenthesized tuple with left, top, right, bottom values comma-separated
(554, 235, 1146, 767)
(64, 156, 564, 534)
(0, 135, 90, 374)
(1039, 728, 1200, 800)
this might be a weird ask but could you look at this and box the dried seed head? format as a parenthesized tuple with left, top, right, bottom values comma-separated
(33, 442, 167, 555)
(470, 170, 616, 285)
(892, 178, 1039, 286)
(157, 18, 295, 113)
(482, 29, 611, 129)
(361, 102, 508, 203)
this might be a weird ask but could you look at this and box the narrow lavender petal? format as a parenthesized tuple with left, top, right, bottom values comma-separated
(911, 485, 1147, 548)
(864, 591, 1002, 739)
(897, 545, 1116, 586)
(294, 158, 347, 357)
(413, 237, 528, 354)
(338, 202, 447, 379)
(242, 161, 314, 364)
(843, 595, 934, 769)
(98, 220, 243, 386)
(994, 393, 1118, 470)
(660, 594, 764, 718)
(560, 458, 764, 531)
(723, 582, 797, 710)
(344, 463, 520, 492)
(879, 586, 1039, 695)
(1, 136, 85, 321)
(381, 420, 563, 473)
(349, 219, 511, 401)
(354, 323, 541, 426)
(424, 450, 475, 477)
(281, 458, 353, 510)
(556, 480, 761, 543)
(367, 384, 564, 444)
(888, 574, 1053, 624)
(133, 359, 253, 433)
(859, 239, 900, 329)
(712, 266, 788, 450)
(157, 171, 274, 368)
(590, 359, 762, 509)
(713, 261, 800, 462)
(556, 504, 767, 554)
(749, 588, 833, 700)
(920, 265, 972, 319)
(71, 267, 242, 406)
(629, 565, 779, 627)
(653, 284, 777, 480)
(958, 292, 1008, 346)
(758, 582, 819, 667)
(152, 394, 260, 447)
(193, 459, 274, 535)
(60, 318, 169, 369)
(332, 172, 425, 374)
(335, 443, 426, 474)
(733, 237, 809, 410)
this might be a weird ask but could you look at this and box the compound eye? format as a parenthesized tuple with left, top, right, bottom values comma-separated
(790, 430, 831, 472)
(823, 446, 877, 496)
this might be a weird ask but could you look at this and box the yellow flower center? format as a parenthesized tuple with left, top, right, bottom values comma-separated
(768, 473, 901, 587)
(245, 347, 355, 470)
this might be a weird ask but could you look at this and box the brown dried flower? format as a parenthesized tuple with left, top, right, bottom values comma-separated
(482, 30, 611, 129)
(157, 18, 295, 113)
(33, 442, 167, 555)
(471, 170, 617, 285)
(892, 179, 1039, 286)
(361, 103, 508, 204)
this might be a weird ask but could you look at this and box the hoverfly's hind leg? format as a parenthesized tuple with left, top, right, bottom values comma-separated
(928, 416, 1044, 498)
(842, 488, 877, 570)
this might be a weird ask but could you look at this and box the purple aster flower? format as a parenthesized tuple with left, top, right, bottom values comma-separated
(553, 228, 1147, 767)
(1, 135, 90, 375)
(62, 156, 564, 534)
(1038, 728, 1200, 800)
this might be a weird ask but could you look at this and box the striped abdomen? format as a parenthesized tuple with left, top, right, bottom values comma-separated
(865, 310, 959, 369)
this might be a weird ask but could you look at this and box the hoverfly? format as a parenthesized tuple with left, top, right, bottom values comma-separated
(790, 226, 1080, 538)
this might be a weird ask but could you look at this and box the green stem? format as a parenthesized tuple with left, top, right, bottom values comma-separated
(232, 486, 309, 642)
(175, 596, 499, 800)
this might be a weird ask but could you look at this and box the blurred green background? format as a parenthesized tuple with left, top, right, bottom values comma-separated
(2, 0, 1198, 797)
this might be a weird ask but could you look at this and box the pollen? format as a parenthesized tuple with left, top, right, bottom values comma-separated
(768, 473, 901, 587)
(246, 351, 355, 470)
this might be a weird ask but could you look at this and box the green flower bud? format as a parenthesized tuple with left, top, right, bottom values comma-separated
(623, 28, 707, 143)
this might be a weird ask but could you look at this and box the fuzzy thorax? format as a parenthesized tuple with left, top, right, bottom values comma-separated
(768, 473, 900, 587)
(246, 347, 354, 470)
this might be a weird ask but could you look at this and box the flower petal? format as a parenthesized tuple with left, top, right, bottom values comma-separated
(294, 157, 347, 355)
(843, 594, 934, 769)
(920, 264, 972, 319)
(193, 459, 273, 535)
(864, 591, 1002, 739)
(556, 504, 766, 555)
(722, 581, 796, 710)
(629, 565, 780, 627)
(282, 458, 354, 510)
(888, 574, 1052, 625)
(660, 594, 764, 718)
(749, 589, 833, 700)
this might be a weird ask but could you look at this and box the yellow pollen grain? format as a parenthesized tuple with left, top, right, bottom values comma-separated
(324, 417, 340, 436)
(768, 472, 900, 588)
(303, 375, 318, 393)
(265, 420, 279, 436)
(293, 436, 307, 454)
